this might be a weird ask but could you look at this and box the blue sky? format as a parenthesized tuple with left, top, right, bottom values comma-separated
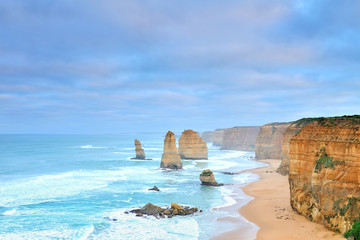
(0, 0, 359, 133)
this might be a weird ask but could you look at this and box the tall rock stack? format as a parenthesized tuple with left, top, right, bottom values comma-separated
(212, 129, 224, 146)
(160, 131, 182, 169)
(134, 139, 145, 159)
(178, 129, 208, 159)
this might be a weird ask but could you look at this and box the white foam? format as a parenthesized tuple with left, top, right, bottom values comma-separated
(1, 209, 16, 216)
(0, 225, 95, 240)
(213, 188, 237, 209)
(0, 169, 129, 207)
(73, 145, 107, 149)
(100, 209, 199, 240)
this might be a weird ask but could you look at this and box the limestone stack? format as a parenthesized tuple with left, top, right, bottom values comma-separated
(289, 117, 360, 234)
(160, 131, 182, 169)
(178, 129, 208, 159)
(255, 122, 290, 159)
(199, 169, 220, 186)
(134, 139, 145, 159)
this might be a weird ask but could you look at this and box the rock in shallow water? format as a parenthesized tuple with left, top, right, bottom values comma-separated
(148, 186, 160, 191)
(128, 202, 199, 218)
(200, 169, 222, 186)
(160, 131, 182, 169)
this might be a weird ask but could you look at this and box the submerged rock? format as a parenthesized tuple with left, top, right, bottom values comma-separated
(200, 169, 221, 186)
(148, 186, 160, 191)
(160, 131, 182, 169)
(178, 129, 208, 159)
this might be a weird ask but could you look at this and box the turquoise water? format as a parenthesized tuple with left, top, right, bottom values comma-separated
(0, 134, 265, 240)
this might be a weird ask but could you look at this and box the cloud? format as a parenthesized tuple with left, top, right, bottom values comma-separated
(0, 0, 359, 133)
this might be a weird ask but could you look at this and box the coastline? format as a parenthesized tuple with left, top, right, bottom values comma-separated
(214, 159, 345, 240)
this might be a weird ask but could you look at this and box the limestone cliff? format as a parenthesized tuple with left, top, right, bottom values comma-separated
(221, 126, 259, 151)
(255, 122, 290, 159)
(213, 129, 224, 146)
(289, 116, 360, 234)
(178, 129, 208, 159)
(134, 139, 145, 159)
(201, 131, 214, 142)
(160, 131, 182, 169)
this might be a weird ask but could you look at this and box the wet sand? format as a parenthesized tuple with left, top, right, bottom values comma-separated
(214, 159, 345, 240)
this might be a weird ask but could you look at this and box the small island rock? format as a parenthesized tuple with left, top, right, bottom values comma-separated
(134, 139, 145, 159)
(160, 131, 182, 169)
(200, 169, 221, 186)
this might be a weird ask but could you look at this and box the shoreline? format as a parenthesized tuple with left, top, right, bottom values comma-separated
(214, 159, 345, 240)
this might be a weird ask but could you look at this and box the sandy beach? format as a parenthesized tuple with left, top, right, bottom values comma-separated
(214, 159, 345, 240)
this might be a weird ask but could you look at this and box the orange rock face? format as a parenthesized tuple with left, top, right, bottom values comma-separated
(212, 129, 224, 146)
(134, 139, 145, 159)
(289, 119, 360, 234)
(255, 123, 290, 159)
(178, 130, 208, 159)
(221, 126, 259, 151)
(160, 131, 182, 169)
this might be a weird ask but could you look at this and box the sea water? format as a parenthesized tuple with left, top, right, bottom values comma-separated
(0, 134, 265, 240)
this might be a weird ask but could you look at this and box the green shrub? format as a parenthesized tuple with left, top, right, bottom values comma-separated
(345, 220, 360, 239)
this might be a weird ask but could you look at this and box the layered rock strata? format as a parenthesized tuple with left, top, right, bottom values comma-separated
(160, 131, 182, 169)
(255, 122, 291, 159)
(134, 139, 145, 159)
(289, 117, 360, 234)
(212, 129, 224, 146)
(221, 126, 260, 151)
(178, 129, 208, 159)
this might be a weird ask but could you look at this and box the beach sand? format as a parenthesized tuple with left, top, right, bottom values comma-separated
(214, 159, 346, 240)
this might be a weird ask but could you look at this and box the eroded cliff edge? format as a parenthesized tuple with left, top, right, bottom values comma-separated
(289, 117, 360, 234)
(221, 126, 260, 151)
(255, 122, 290, 159)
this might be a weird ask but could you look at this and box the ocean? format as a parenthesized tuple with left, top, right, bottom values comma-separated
(0, 133, 265, 240)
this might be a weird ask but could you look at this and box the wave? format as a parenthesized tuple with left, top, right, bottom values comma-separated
(0, 169, 129, 208)
(72, 145, 108, 149)
(214, 187, 237, 209)
(0, 225, 95, 240)
(1, 209, 16, 216)
(101, 209, 199, 240)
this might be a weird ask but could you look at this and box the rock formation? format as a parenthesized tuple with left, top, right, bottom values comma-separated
(133, 139, 145, 159)
(212, 129, 224, 146)
(289, 116, 360, 234)
(201, 131, 214, 142)
(200, 169, 221, 186)
(221, 126, 260, 151)
(255, 122, 290, 159)
(160, 131, 182, 169)
(129, 203, 199, 218)
(178, 129, 208, 159)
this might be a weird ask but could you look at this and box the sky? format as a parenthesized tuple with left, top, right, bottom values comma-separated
(0, 0, 359, 134)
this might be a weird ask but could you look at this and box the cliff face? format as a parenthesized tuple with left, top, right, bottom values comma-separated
(212, 129, 224, 146)
(178, 129, 208, 159)
(255, 122, 290, 159)
(201, 131, 214, 142)
(221, 126, 259, 151)
(289, 118, 360, 234)
(160, 131, 182, 169)
(134, 139, 145, 159)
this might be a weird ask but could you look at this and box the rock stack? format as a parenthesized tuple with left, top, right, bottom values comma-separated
(160, 131, 182, 169)
(200, 169, 221, 186)
(178, 129, 208, 159)
(133, 139, 145, 159)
